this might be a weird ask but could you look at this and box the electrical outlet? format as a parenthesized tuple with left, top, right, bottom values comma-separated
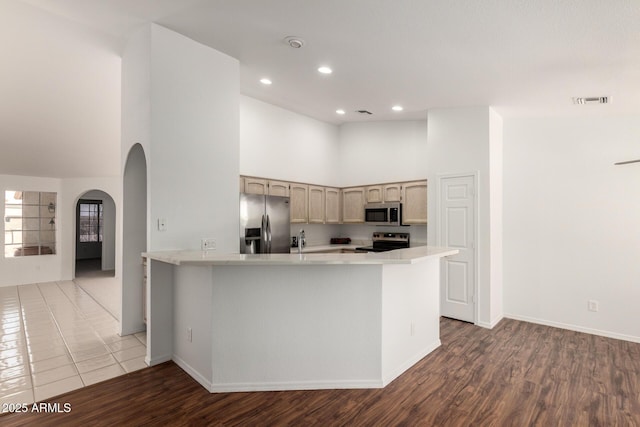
(201, 238, 216, 251)
(588, 300, 599, 312)
(187, 327, 192, 342)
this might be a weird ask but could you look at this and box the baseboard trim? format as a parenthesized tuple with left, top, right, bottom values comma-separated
(382, 339, 441, 386)
(476, 315, 504, 330)
(504, 313, 640, 344)
(172, 355, 213, 392)
(208, 378, 383, 393)
(147, 353, 172, 367)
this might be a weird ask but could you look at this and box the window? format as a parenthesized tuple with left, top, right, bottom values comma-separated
(4, 191, 57, 257)
(78, 201, 103, 243)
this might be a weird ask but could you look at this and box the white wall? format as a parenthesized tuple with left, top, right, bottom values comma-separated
(489, 109, 504, 322)
(240, 106, 429, 245)
(240, 96, 340, 187)
(0, 174, 120, 287)
(426, 106, 503, 327)
(338, 120, 428, 186)
(503, 116, 640, 342)
(149, 25, 240, 252)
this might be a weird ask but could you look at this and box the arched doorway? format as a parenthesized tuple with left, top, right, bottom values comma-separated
(74, 190, 116, 278)
(121, 143, 147, 336)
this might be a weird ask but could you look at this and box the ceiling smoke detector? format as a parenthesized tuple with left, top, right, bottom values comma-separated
(573, 96, 610, 105)
(284, 36, 305, 49)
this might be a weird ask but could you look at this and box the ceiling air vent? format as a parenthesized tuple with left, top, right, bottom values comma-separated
(573, 96, 610, 105)
(356, 110, 373, 115)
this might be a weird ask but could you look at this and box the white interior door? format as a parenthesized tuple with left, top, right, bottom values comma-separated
(439, 174, 476, 322)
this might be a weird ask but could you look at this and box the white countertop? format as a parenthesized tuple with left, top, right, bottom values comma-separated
(289, 244, 362, 253)
(143, 246, 458, 266)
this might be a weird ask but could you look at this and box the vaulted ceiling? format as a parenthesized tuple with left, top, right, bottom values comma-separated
(2, 0, 640, 177)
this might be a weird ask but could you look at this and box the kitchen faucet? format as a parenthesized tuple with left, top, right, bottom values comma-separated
(298, 229, 306, 253)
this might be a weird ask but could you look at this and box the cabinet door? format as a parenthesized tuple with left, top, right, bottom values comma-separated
(342, 187, 365, 223)
(383, 183, 402, 202)
(325, 187, 341, 224)
(366, 185, 383, 203)
(268, 180, 290, 197)
(402, 181, 428, 224)
(244, 177, 268, 195)
(308, 186, 326, 224)
(290, 183, 309, 223)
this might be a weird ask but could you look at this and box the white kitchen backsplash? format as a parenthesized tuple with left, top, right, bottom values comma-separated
(290, 223, 427, 247)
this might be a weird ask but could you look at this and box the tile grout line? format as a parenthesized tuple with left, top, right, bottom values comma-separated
(73, 278, 119, 323)
(34, 282, 88, 389)
(53, 281, 143, 377)
(3, 280, 148, 403)
(15, 285, 35, 402)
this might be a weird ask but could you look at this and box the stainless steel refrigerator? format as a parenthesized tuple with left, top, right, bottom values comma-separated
(239, 194, 290, 254)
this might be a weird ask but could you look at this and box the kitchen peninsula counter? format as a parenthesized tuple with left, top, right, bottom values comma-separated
(145, 245, 457, 266)
(144, 246, 457, 393)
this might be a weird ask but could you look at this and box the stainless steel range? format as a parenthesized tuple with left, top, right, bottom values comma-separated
(355, 232, 410, 253)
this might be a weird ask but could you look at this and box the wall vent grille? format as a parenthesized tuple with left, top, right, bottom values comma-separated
(573, 96, 609, 105)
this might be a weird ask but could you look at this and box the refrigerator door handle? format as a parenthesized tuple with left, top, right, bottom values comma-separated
(266, 215, 272, 253)
(261, 214, 267, 254)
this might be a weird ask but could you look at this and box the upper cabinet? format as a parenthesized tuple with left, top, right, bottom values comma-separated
(365, 186, 383, 203)
(383, 184, 402, 203)
(402, 181, 428, 225)
(268, 180, 290, 197)
(325, 187, 341, 224)
(244, 177, 268, 195)
(342, 187, 365, 223)
(290, 183, 309, 223)
(308, 186, 326, 224)
(367, 183, 402, 203)
(239, 175, 427, 225)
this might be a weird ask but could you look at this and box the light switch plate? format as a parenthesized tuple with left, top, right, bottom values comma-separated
(157, 218, 167, 231)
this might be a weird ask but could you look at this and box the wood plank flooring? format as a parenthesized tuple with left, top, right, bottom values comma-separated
(2, 317, 640, 426)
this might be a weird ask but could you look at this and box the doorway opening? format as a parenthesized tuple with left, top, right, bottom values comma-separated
(74, 191, 116, 278)
(121, 143, 147, 336)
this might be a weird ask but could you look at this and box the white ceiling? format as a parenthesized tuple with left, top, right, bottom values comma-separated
(3, 0, 640, 177)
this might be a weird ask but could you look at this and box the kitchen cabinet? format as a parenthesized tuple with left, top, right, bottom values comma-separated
(290, 183, 309, 223)
(325, 187, 341, 224)
(366, 186, 383, 203)
(383, 184, 402, 202)
(244, 177, 268, 195)
(240, 175, 427, 226)
(342, 187, 365, 223)
(402, 180, 428, 224)
(268, 180, 290, 197)
(308, 185, 326, 223)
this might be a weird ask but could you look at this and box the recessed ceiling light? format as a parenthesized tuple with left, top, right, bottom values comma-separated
(284, 36, 305, 49)
(260, 78, 272, 85)
(336, 109, 345, 115)
(392, 105, 403, 112)
(318, 66, 332, 74)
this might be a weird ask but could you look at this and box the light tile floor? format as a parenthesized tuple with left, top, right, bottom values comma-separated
(0, 280, 147, 407)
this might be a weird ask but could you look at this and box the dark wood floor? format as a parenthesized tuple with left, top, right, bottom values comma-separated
(3, 317, 640, 426)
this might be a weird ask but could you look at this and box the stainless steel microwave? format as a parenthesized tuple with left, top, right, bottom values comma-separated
(364, 203, 402, 226)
